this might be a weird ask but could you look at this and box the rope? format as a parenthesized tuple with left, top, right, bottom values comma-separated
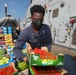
(1, 17, 9, 27)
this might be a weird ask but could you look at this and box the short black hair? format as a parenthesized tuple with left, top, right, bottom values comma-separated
(30, 5, 45, 16)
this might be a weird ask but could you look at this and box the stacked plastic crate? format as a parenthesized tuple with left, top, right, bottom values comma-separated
(3, 26, 14, 46)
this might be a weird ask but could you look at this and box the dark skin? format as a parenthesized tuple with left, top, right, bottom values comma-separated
(30, 12, 44, 33)
(23, 12, 46, 62)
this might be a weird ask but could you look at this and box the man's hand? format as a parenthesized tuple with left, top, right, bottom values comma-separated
(23, 57, 28, 62)
(26, 42, 32, 54)
(41, 46, 48, 52)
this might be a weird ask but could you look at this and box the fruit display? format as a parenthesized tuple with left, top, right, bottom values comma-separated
(0, 26, 14, 49)
(0, 49, 14, 68)
(30, 66, 61, 75)
(0, 49, 6, 60)
(29, 48, 64, 66)
(0, 57, 9, 65)
(0, 66, 17, 75)
(3, 26, 14, 46)
(0, 49, 6, 55)
(0, 53, 11, 68)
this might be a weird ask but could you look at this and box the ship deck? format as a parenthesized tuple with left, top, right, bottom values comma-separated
(51, 44, 76, 56)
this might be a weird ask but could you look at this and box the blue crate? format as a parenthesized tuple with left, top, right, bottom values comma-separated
(8, 32, 12, 34)
(0, 65, 2, 68)
(10, 54, 15, 61)
(3, 30, 7, 32)
(8, 26, 12, 30)
(3, 30, 7, 34)
(8, 31, 12, 34)
(0, 63, 9, 68)
(0, 59, 14, 68)
(3, 27, 7, 30)
(1, 63, 9, 68)
(8, 30, 12, 32)
(4, 33, 7, 34)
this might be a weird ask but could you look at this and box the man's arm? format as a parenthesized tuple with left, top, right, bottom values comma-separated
(13, 29, 28, 61)
(46, 25, 52, 51)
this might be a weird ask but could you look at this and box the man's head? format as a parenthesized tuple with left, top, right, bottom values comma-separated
(30, 5, 45, 16)
(30, 5, 45, 30)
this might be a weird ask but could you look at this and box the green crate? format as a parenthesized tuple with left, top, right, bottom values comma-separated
(29, 53, 64, 66)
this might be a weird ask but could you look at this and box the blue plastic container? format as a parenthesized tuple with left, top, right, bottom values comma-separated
(3, 30, 7, 32)
(8, 32, 12, 34)
(1, 63, 9, 68)
(4, 33, 7, 35)
(0, 65, 1, 68)
(8, 26, 12, 30)
(0, 59, 14, 68)
(3, 27, 7, 30)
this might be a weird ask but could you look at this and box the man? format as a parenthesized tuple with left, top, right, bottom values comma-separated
(13, 5, 52, 62)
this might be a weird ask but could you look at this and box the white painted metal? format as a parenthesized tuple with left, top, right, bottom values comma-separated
(21, 0, 76, 49)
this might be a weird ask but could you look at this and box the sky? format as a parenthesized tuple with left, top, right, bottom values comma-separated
(0, 0, 30, 20)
